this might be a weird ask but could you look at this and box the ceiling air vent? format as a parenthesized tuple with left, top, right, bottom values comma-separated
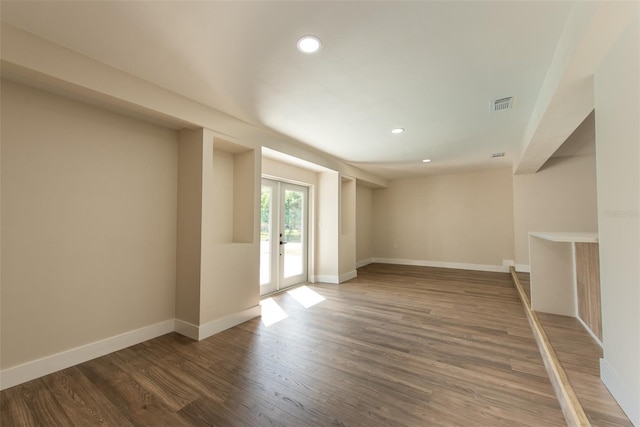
(491, 97, 514, 112)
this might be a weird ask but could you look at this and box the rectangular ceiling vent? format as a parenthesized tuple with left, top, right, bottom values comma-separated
(491, 97, 514, 112)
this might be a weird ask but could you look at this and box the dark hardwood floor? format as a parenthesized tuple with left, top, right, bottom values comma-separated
(1, 264, 567, 426)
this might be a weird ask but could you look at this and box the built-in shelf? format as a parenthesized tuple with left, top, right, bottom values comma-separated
(528, 231, 598, 243)
(340, 176, 355, 236)
(528, 231, 602, 344)
(177, 129, 260, 334)
(211, 143, 255, 244)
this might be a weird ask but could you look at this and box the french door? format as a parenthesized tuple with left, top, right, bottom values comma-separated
(260, 178, 309, 296)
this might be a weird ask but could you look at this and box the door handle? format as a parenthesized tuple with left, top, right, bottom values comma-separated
(280, 241, 287, 245)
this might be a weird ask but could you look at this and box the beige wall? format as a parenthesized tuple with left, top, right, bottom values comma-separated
(200, 137, 259, 325)
(211, 148, 235, 244)
(176, 129, 204, 325)
(356, 185, 374, 264)
(232, 150, 257, 244)
(1, 80, 178, 368)
(513, 153, 598, 268)
(339, 177, 356, 278)
(594, 12, 639, 423)
(262, 157, 318, 186)
(372, 168, 514, 268)
(316, 171, 340, 281)
(176, 130, 260, 332)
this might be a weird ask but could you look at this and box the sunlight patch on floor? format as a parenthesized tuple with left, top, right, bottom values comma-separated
(287, 285, 326, 308)
(260, 297, 288, 327)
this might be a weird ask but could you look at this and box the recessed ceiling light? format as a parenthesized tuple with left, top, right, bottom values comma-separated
(391, 128, 404, 134)
(297, 36, 321, 53)
(422, 159, 432, 163)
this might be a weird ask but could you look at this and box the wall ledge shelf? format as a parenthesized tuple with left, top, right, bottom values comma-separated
(528, 231, 598, 243)
(528, 231, 602, 344)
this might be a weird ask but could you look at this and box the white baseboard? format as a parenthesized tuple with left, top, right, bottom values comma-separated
(0, 319, 174, 391)
(314, 275, 340, 284)
(502, 259, 515, 267)
(1, 305, 263, 390)
(339, 270, 357, 283)
(356, 258, 373, 268)
(516, 264, 531, 273)
(600, 358, 640, 426)
(197, 305, 261, 341)
(372, 257, 509, 273)
(174, 319, 199, 341)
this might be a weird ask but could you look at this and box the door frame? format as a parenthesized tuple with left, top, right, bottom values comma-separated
(260, 177, 312, 296)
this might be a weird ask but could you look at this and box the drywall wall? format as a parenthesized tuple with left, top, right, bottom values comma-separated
(199, 135, 260, 327)
(1, 80, 178, 369)
(594, 12, 639, 425)
(356, 185, 374, 265)
(315, 171, 340, 282)
(262, 157, 318, 186)
(176, 129, 204, 325)
(176, 130, 260, 336)
(211, 148, 235, 244)
(513, 120, 598, 269)
(372, 168, 514, 269)
(339, 177, 356, 279)
(232, 150, 257, 244)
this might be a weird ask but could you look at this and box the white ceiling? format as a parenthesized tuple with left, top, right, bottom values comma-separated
(0, 1, 574, 179)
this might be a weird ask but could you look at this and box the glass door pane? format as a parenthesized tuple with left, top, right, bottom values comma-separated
(259, 179, 308, 295)
(280, 183, 308, 288)
(260, 185, 272, 286)
(260, 180, 278, 295)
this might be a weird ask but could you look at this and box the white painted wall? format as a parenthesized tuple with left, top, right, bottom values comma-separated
(594, 12, 640, 425)
(1, 80, 178, 369)
(372, 168, 515, 270)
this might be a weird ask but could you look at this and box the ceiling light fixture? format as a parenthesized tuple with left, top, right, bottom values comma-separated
(391, 128, 404, 134)
(422, 159, 432, 163)
(297, 35, 321, 53)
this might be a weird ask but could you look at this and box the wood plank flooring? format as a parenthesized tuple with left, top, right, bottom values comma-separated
(516, 272, 532, 306)
(513, 271, 632, 427)
(2, 264, 567, 426)
(536, 313, 632, 427)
